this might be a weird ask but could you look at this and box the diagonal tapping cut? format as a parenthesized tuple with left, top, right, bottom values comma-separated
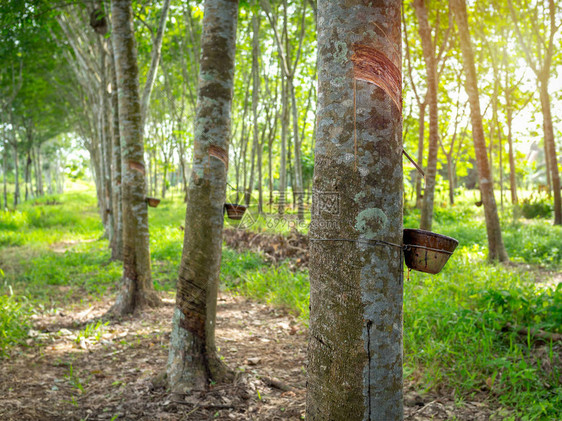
(351, 44, 402, 113)
(208, 145, 229, 169)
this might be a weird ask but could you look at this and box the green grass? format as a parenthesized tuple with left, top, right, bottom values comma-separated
(0, 291, 31, 356)
(404, 246, 562, 419)
(222, 248, 310, 319)
(1, 183, 561, 419)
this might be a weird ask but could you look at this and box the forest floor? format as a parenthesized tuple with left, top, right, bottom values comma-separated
(1, 291, 497, 421)
(2, 188, 562, 420)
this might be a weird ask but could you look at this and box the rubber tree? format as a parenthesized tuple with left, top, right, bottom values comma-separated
(109, 38, 123, 261)
(508, 0, 561, 225)
(450, 0, 508, 262)
(413, 0, 439, 231)
(110, 0, 160, 314)
(167, 0, 239, 393)
(307, 0, 403, 420)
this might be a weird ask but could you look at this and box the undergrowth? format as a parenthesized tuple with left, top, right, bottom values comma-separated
(1, 185, 561, 419)
(0, 289, 31, 356)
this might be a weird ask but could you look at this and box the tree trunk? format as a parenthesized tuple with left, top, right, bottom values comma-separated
(252, 11, 261, 213)
(56, 151, 64, 194)
(451, 0, 508, 261)
(238, 74, 250, 202)
(31, 147, 38, 197)
(289, 78, 305, 220)
(489, 76, 500, 186)
(97, 104, 108, 231)
(24, 151, 31, 202)
(246, 122, 257, 206)
(46, 164, 53, 195)
(140, 0, 172, 126)
(447, 155, 455, 205)
(506, 92, 518, 204)
(414, 0, 439, 231)
(178, 138, 188, 202)
(110, 38, 124, 261)
(268, 105, 278, 210)
(101, 39, 114, 244)
(2, 144, 7, 208)
(152, 151, 158, 197)
(35, 146, 44, 197)
(538, 79, 562, 224)
(167, 0, 239, 393)
(162, 163, 168, 198)
(13, 144, 19, 207)
(497, 117, 504, 212)
(414, 101, 426, 207)
(279, 74, 288, 214)
(307, 1, 403, 419)
(110, 0, 160, 315)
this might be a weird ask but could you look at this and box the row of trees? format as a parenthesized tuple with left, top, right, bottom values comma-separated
(1, 1, 560, 225)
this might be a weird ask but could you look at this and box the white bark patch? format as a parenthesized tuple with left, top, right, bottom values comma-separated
(355, 208, 389, 239)
(167, 307, 191, 393)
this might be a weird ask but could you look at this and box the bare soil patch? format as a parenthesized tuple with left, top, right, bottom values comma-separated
(0, 291, 504, 420)
(0, 294, 307, 421)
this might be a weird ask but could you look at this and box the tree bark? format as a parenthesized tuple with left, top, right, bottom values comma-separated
(414, 0, 439, 231)
(538, 80, 561, 224)
(251, 11, 261, 212)
(110, 38, 123, 261)
(508, 0, 560, 224)
(289, 78, 305, 220)
(35, 146, 44, 197)
(261, 0, 307, 216)
(167, 0, 239, 393)
(447, 155, 455, 205)
(100, 38, 114, 244)
(415, 101, 426, 207)
(451, 0, 508, 261)
(13, 143, 19, 207)
(2, 143, 7, 208)
(140, 0, 172, 126)
(506, 87, 518, 204)
(307, 1, 403, 419)
(110, 0, 160, 315)
(24, 150, 31, 202)
(279, 74, 288, 214)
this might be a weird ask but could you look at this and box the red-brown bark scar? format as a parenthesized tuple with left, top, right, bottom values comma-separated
(208, 145, 228, 169)
(351, 44, 402, 113)
(127, 160, 145, 175)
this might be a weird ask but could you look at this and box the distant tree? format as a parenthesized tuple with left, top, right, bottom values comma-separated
(167, 0, 239, 392)
(261, 0, 308, 218)
(508, 0, 561, 225)
(413, 0, 451, 230)
(450, 0, 508, 262)
(109, 38, 123, 260)
(307, 0, 403, 419)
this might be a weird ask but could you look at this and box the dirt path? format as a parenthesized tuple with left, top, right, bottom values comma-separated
(0, 294, 306, 421)
(0, 292, 501, 420)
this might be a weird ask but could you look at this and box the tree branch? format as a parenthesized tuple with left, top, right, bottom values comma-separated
(140, 0, 172, 127)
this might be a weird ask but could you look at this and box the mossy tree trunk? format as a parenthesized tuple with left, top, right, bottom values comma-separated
(167, 0, 239, 393)
(451, 0, 508, 261)
(110, 0, 160, 315)
(307, 1, 403, 420)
